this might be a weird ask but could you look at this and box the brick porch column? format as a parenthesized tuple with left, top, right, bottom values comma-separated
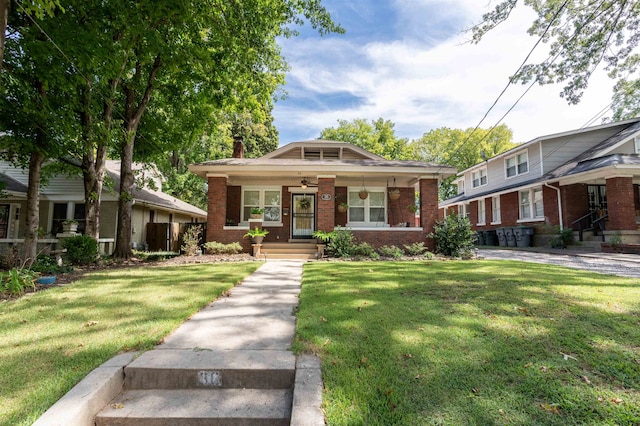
(419, 178, 438, 237)
(207, 175, 227, 242)
(606, 176, 636, 231)
(317, 176, 335, 232)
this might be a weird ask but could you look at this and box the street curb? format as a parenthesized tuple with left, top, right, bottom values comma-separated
(291, 354, 325, 426)
(33, 352, 138, 426)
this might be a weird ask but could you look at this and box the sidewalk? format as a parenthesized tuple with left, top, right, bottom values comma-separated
(34, 260, 324, 426)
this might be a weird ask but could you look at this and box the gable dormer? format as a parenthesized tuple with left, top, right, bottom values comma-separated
(261, 140, 384, 161)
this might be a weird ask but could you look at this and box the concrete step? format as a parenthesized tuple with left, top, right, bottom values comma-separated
(262, 242, 317, 250)
(262, 253, 316, 260)
(124, 349, 295, 390)
(95, 388, 292, 426)
(262, 248, 317, 255)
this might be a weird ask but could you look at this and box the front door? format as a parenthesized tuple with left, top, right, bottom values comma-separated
(292, 194, 315, 238)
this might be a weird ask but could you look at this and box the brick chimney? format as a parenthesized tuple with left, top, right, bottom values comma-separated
(232, 136, 244, 159)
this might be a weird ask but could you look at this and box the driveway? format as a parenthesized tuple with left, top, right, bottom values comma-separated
(477, 248, 640, 278)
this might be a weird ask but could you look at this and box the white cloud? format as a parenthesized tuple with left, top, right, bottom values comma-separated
(274, 2, 617, 144)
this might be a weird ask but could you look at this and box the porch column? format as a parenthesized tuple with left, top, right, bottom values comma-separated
(207, 175, 227, 242)
(419, 178, 438, 236)
(317, 176, 335, 231)
(606, 176, 636, 231)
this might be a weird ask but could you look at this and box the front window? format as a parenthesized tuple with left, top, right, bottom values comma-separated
(348, 189, 386, 225)
(477, 199, 486, 225)
(506, 150, 528, 178)
(0, 205, 9, 238)
(519, 188, 544, 220)
(472, 168, 487, 188)
(242, 188, 282, 223)
(491, 196, 501, 223)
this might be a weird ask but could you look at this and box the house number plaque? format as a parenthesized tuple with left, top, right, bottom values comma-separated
(320, 193, 332, 201)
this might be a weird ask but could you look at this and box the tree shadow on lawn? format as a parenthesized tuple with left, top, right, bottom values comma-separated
(296, 261, 640, 425)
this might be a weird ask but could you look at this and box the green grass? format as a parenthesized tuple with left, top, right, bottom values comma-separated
(295, 261, 640, 425)
(0, 262, 260, 426)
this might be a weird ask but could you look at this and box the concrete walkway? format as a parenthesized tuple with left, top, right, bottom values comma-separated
(478, 247, 640, 278)
(35, 260, 323, 426)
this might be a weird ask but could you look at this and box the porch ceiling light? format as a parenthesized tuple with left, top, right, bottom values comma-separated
(301, 178, 309, 189)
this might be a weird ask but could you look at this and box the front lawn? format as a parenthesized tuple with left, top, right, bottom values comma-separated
(295, 261, 640, 425)
(0, 262, 260, 426)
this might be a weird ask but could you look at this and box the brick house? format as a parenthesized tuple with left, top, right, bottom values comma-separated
(189, 139, 456, 256)
(439, 118, 640, 246)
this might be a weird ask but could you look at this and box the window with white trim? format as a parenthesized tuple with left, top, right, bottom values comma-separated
(519, 188, 543, 220)
(505, 150, 528, 178)
(459, 202, 470, 219)
(472, 168, 487, 188)
(491, 196, 501, 223)
(477, 199, 486, 225)
(348, 189, 386, 225)
(242, 188, 282, 223)
(457, 180, 465, 195)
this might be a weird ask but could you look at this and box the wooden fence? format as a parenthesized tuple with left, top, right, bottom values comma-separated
(146, 222, 206, 252)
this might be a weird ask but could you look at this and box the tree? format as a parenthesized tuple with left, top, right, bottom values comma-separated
(472, 1, 640, 118)
(319, 118, 411, 160)
(409, 125, 517, 199)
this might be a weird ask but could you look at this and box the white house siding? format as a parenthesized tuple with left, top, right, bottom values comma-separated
(541, 125, 631, 174)
(615, 139, 636, 154)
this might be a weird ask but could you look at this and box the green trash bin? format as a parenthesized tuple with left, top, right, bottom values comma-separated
(496, 228, 507, 247)
(485, 229, 497, 246)
(504, 227, 516, 247)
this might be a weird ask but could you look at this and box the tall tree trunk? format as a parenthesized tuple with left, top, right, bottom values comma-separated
(0, 0, 8, 74)
(113, 55, 162, 259)
(24, 150, 44, 266)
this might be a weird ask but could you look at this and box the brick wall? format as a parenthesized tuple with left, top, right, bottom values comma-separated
(387, 187, 415, 226)
(317, 178, 335, 232)
(500, 192, 519, 226)
(351, 230, 427, 249)
(207, 176, 227, 242)
(606, 177, 636, 230)
(561, 183, 588, 228)
(542, 183, 560, 226)
(419, 179, 439, 250)
(227, 186, 241, 225)
(335, 186, 347, 226)
(469, 200, 478, 228)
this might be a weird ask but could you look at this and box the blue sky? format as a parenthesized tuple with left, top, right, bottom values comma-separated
(273, 0, 615, 146)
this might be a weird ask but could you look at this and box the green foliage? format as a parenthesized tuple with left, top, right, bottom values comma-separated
(62, 235, 99, 265)
(0, 249, 23, 270)
(30, 254, 71, 275)
(133, 251, 180, 261)
(181, 225, 203, 256)
(319, 118, 411, 160)
(377, 245, 405, 259)
(403, 242, 428, 256)
(243, 227, 269, 238)
(326, 227, 356, 258)
(429, 213, 475, 257)
(312, 229, 336, 243)
(549, 227, 575, 249)
(1, 268, 37, 296)
(472, 0, 640, 118)
(203, 241, 243, 255)
(250, 207, 265, 215)
(351, 242, 379, 259)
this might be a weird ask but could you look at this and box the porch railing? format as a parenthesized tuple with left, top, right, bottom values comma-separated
(571, 210, 607, 241)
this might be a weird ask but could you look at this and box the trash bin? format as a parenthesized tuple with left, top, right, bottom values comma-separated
(514, 226, 534, 248)
(476, 231, 486, 246)
(496, 228, 507, 247)
(504, 227, 517, 247)
(485, 229, 497, 246)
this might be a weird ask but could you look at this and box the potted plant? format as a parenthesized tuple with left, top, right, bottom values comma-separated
(62, 219, 79, 233)
(408, 203, 418, 214)
(358, 189, 368, 200)
(243, 227, 269, 244)
(388, 188, 401, 200)
(337, 202, 349, 213)
(250, 207, 265, 219)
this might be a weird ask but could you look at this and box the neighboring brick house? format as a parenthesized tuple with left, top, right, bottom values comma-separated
(0, 160, 206, 253)
(189, 139, 456, 254)
(439, 118, 640, 246)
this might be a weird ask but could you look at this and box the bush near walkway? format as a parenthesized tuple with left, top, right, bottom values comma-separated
(295, 261, 640, 425)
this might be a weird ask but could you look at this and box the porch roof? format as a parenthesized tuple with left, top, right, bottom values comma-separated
(0, 172, 28, 194)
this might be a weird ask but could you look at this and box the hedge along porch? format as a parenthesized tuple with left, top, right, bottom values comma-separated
(189, 140, 456, 254)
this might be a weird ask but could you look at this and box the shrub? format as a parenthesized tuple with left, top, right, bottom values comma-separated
(181, 225, 203, 256)
(204, 241, 243, 255)
(0, 249, 23, 270)
(429, 213, 474, 257)
(377, 245, 404, 259)
(30, 254, 72, 275)
(423, 251, 436, 260)
(1, 267, 37, 296)
(403, 242, 428, 256)
(312, 229, 336, 243)
(549, 227, 575, 249)
(352, 242, 378, 259)
(326, 227, 356, 258)
(62, 235, 99, 265)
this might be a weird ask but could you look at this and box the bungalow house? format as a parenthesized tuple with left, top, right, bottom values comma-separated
(439, 118, 640, 247)
(0, 160, 206, 253)
(189, 139, 457, 256)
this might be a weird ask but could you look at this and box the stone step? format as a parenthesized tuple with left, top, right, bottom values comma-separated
(263, 253, 316, 260)
(124, 349, 295, 390)
(262, 248, 317, 255)
(95, 388, 292, 426)
(262, 242, 317, 250)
